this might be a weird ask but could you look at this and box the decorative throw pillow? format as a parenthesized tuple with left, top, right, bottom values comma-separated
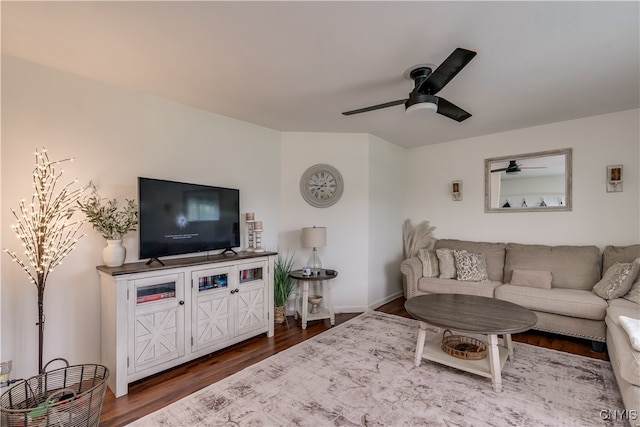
(510, 269, 553, 289)
(592, 258, 640, 300)
(452, 250, 490, 282)
(418, 248, 440, 278)
(623, 279, 640, 304)
(436, 248, 456, 279)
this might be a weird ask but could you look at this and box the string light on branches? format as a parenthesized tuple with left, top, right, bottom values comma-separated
(3, 147, 86, 373)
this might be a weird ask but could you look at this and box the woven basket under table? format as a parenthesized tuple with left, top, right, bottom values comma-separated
(441, 329, 488, 360)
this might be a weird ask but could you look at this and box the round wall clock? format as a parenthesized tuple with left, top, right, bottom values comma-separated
(300, 164, 344, 208)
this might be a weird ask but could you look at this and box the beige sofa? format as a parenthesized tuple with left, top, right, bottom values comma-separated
(400, 239, 640, 418)
(401, 239, 607, 342)
(601, 245, 640, 418)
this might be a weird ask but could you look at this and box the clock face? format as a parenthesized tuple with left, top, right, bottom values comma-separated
(300, 164, 344, 208)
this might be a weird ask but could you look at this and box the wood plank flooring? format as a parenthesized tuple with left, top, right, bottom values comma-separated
(99, 297, 607, 426)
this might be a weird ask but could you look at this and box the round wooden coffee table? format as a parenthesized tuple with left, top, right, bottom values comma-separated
(405, 294, 537, 392)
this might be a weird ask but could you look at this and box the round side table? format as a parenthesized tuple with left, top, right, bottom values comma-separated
(289, 269, 338, 329)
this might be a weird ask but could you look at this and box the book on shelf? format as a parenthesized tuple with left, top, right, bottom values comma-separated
(137, 292, 174, 303)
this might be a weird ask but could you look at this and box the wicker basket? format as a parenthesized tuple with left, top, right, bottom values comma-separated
(441, 329, 487, 360)
(0, 358, 109, 427)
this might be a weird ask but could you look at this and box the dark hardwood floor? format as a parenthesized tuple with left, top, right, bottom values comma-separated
(99, 297, 607, 426)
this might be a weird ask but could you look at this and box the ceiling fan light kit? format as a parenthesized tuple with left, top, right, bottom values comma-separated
(342, 47, 476, 122)
(405, 93, 438, 115)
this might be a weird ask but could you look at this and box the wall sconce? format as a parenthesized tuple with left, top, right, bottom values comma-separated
(606, 165, 623, 192)
(452, 180, 462, 201)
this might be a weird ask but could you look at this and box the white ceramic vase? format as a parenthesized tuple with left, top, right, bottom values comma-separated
(103, 239, 126, 267)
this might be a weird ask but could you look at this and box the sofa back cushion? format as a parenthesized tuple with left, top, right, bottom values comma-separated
(602, 244, 640, 273)
(434, 239, 506, 282)
(504, 243, 601, 290)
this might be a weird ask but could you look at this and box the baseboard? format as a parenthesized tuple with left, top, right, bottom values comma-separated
(285, 291, 404, 316)
(368, 291, 404, 310)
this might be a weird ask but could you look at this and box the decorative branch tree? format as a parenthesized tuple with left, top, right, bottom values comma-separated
(4, 148, 86, 373)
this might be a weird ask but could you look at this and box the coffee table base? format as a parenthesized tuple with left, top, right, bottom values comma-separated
(414, 321, 514, 392)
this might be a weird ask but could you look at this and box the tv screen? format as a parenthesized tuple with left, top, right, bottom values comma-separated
(138, 177, 240, 260)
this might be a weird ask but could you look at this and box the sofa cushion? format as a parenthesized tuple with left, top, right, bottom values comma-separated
(624, 278, 640, 304)
(504, 243, 600, 290)
(453, 250, 490, 282)
(603, 244, 640, 273)
(510, 269, 553, 289)
(435, 249, 456, 279)
(495, 284, 607, 320)
(417, 277, 500, 298)
(606, 305, 640, 387)
(418, 248, 440, 278)
(434, 239, 506, 282)
(593, 259, 640, 300)
(608, 297, 640, 311)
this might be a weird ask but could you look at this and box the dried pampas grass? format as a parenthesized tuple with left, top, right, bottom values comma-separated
(402, 219, 436, 258)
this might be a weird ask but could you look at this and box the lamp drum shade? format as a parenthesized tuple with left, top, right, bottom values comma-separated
(302, 226, 327, 248)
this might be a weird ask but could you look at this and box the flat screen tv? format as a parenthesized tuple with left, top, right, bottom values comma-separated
(138, 177, 240, 261)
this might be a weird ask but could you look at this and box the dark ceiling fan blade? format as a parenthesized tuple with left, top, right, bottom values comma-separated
(435, 97, 471, 122)
(491, 160, 548, 173)
(342, 99, 407, 116)
(418, 48, 477, 95)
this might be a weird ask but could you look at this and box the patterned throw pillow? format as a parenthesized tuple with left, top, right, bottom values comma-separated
(453, 250, 490, 282)
(436, 249, 456, 279)
(418, 248, 440, 278)
(593, 258, 640, 300)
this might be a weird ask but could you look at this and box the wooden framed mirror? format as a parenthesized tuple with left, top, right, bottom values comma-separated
(485, 148, 572, 213)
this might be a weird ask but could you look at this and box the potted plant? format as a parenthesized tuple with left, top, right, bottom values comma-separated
(274, 252, 296, 324)
(78, 182, 138, 267)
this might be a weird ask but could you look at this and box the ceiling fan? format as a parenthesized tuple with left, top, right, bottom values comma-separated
(342, 47, 477, 122)
(491, 160, 547, 174)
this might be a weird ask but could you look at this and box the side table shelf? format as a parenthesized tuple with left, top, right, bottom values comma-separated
(289, 269, 338, 329)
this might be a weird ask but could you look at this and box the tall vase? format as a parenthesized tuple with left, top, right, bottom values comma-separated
(103, 239, 126, 267)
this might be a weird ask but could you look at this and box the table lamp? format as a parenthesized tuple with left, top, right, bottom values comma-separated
(302, 226, 327, 273)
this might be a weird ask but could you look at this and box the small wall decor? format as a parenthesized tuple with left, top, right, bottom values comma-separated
(452, 180, 462, 201)
(606, 165, 623, 192)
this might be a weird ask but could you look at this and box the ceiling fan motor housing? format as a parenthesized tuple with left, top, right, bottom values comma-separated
(409, 66, 433, 88)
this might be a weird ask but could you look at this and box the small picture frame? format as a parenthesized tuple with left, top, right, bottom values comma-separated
(606, 165, 623, 192)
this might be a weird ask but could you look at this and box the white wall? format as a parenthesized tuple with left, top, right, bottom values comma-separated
(405, 109, 640, 248)
(1, 56, 281, 380)
(279, 132, 371, 312)
(367, 135, 407, 307)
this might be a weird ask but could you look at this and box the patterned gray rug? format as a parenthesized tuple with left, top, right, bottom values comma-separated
(129, 311, 625, 426)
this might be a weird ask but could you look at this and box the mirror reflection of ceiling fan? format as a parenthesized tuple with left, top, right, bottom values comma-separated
(491, 160, 547, 174)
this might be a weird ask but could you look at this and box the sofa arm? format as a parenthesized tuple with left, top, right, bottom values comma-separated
(400, 257, 423, 299)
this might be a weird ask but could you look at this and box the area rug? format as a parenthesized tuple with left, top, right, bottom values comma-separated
(129, 311, 626, 426)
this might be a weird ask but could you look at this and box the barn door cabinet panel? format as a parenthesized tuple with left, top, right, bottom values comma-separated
(97, 252, 276, 397)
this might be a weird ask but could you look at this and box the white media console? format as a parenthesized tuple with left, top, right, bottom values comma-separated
(97, 251, 276, 397)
